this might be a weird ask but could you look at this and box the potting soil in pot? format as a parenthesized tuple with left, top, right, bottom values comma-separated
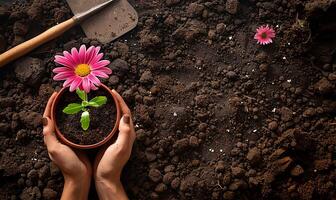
(56, 89, 116, 145)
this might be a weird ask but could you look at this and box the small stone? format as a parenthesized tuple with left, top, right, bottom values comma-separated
(14, 57, 45, 86)
(226, 0, 239, 14)
(186, 2, 204, 16)
(215, 161, 225, 172)
(274, 156, 293, 172)
(259, 63, 268, 72)
(108, 58, 129, 76)
(27, 169, 38, 181)
(148, 168, 162, 183)
(303, 108, 316, 117)
(290, 165, 304, 176)
(314, 159, 331, 171)
(208, 30, 216, 40)
(19, 111, 42, 129)
(163, 172, 175, 184)
(42, 188, 57, 200)
(226, 71, 237, 79)
(20, 187, 41, 200)
(16, 129, 27, 141)
(229, 179, 247, 190)
(145, 151, 157, 162)
(155, 183, 167, 193)
(189, 136, 199, 147)
(174, 138, 189, 151)
(314, 77, 334, 94)
(0, 97, 14, 107)
(231, 166, 245, 177)
(255, 52, 268, 62)
(164, 165, 175, 173)
(246, 147, 261, 165)
(171, 177, 180, 189)
(108, 75, 119, 85)
(13, 21, 29, 36)
(166, 0, 180, 6)
(216, 23, 226, 33)
(280, 107, 293, 122)
(38, 84, 54, 100)
(268, 121, 278, 131)
(194, 94, 208, 106)
(173, 20, 207, 42)
(223, 191, 235, 200)
(0, 123, 9, 133)
(140, 70, 153, 84)
(269, 148, 287, 161)
(328, 73, 336, 81)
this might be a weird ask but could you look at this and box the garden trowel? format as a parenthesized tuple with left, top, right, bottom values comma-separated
(66, 0, 138, 43)
(0, 0, 138, 68)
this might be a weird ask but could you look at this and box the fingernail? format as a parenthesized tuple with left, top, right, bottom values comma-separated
(42, 117, 48, 126)
(123, 115, 130, 124)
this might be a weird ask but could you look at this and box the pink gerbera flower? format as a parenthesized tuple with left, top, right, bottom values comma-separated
(53, 45, 111, 93)
(254, 25, 275, 45)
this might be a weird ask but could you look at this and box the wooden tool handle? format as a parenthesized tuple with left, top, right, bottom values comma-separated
(0, 18, 76, 68)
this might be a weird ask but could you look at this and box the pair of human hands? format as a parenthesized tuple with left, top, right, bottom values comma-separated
(42, 90, 135, 200)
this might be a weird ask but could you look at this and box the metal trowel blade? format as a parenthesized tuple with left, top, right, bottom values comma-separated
(66, 0, 138, 43)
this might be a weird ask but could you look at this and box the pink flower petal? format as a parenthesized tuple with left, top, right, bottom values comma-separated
(71, 47, 80, 65)
(53, 72, 75, 81)
(54, 55, 75, 68)
(53, 67, 72, 73)
(89, 53, 103, 65)
(63, 76, 76, 87)
(82, 77, 90, 93)
(87, 74, 101, 86)
(91, 71, 109, 78)
(78, 45, 86, 64)
(91, 60, 110, 70)
(95, 67, 112, 75)
(85, 46, 95, 64)
(69, 77, 82, 92)
(63, 51, 76, 67)
(91, 83, 98, 90)
(95, 46, 101, 56)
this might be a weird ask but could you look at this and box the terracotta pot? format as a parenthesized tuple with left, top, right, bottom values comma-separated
(51, 84, 121, 149)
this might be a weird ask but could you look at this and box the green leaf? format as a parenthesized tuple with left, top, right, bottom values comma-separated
(88, 96, 107, 107)
(63, 103, 83, 114)
(88, 102, 100, 107)
(80, 111, 90, 131)
(76, 89, 86, 101)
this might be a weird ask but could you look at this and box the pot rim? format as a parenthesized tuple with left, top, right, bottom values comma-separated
(51, 84, 121, 149)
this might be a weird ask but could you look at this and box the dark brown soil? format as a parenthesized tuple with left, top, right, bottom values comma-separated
(1, 0, 336, 200)
(55, 88, 116, 145)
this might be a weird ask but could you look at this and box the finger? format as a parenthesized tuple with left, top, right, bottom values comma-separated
(116, 115, 136, 148)
(43, 92, 58, 117)
(43, 117, 60, 149)
(112, 90, 131, 115)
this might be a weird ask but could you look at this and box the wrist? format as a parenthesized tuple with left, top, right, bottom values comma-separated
(95, 179, 128, 200)
(62, 171, 91, 200)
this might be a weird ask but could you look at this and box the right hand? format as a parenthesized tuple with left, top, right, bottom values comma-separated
(94, 89, 136, 184)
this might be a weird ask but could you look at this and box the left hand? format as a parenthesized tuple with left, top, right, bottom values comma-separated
(42, 92, 91, 200)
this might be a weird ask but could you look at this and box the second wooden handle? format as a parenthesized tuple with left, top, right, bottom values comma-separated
(0, 18, 76, 68)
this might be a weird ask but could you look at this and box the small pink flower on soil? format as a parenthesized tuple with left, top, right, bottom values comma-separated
(53, 45, 111, 93)
(254, 25, 275, 45)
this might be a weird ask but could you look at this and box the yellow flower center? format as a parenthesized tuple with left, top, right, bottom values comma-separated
(261, 32, 267, 39)
(75, 64, 91, 77)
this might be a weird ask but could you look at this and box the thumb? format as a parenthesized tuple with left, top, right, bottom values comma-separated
(116, 114, 135, 147)
(42, 117, 59, 149)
